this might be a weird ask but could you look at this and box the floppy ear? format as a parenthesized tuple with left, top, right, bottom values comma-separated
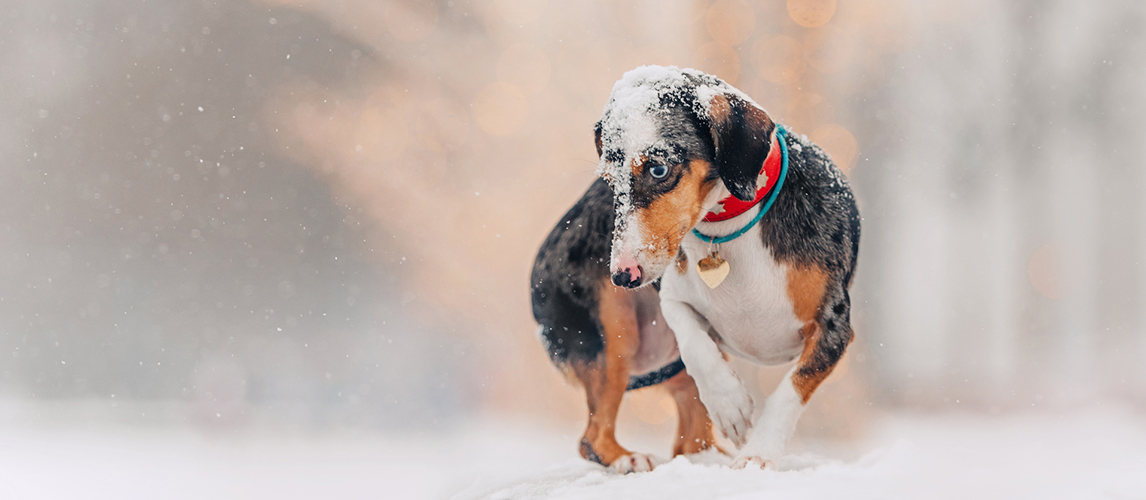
(706, 93, 776, 201)
(593, 121, 604, 159)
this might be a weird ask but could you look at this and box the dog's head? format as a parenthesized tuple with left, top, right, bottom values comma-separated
(595, 66, 775, 289)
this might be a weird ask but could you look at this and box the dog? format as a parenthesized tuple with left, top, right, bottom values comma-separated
(532, 65, 859, 471)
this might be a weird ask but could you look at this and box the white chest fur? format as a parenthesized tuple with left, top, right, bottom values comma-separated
(659, 219, 804, 366)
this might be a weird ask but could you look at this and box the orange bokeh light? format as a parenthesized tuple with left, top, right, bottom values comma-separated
(414, 98, 470, 152)
(627, 389, 677, 425)
(787, 0, 837, 28)
(706, 0, 757, 46)
(472, 82, 529, 137)
(752, 35, 806, 85)
(497, 44, 552, 96)
(693, 41, 741, 85)
(355, 107, 409, 162)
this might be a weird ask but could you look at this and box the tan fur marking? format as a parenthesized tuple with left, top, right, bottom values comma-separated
(573, 279, 642, 466)
(786, 265, 832, 403)
(786, 265, 829, 324)
(635, 160, 717, 268)
(675, 250, 688, 275)
(790, 322, 827, 403)
(663, 370, 719, 456)
(629, 155, 647, 177)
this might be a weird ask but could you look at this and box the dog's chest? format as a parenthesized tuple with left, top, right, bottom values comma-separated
(662, 230, 805, 365)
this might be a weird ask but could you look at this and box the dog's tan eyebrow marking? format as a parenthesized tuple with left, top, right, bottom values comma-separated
(629, 155, 648, 177)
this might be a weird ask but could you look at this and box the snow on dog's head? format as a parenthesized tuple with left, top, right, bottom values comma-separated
(594, 65, 775, 288)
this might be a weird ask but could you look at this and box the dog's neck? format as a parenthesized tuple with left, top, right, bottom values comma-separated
(702, 129, 782, 223)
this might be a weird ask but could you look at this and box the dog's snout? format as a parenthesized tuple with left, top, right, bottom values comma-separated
(611, 265, 643, 288)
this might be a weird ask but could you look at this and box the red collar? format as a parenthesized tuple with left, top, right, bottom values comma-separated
(702, 130, 782, 222)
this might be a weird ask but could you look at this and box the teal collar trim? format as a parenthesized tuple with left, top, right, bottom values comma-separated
(691, 125, 790, 245)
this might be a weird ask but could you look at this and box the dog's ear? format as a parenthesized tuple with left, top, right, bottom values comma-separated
(706, 93, 775, 201)
(593, 121, 604, 159)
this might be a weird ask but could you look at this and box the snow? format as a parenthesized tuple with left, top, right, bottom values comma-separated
(594, 65, 756, 187)
(594, 66, 674, 264)
(2, 405, 1144, 499)
(461, 409, 1146, 500)
(595, 66, 685, 177)
(0, 412, 568, 500)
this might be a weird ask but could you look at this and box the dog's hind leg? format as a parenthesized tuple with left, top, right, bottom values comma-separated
(663, 370, 719, 457)
(573, 283, 658, 473)
(571, 358, 634, 471)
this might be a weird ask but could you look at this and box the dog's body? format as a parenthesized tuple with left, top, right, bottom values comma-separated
(532, 66, 858, 471)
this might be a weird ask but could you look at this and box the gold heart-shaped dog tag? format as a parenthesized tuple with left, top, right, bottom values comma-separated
(696, 252, 730, 289)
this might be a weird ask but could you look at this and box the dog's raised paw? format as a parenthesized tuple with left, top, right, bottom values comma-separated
(702, 376, 753, 447)
(731, 455, 773, 470)
(609, 452, 660, 474)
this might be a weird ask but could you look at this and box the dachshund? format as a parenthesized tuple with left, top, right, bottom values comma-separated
(531, 65, 859, 471)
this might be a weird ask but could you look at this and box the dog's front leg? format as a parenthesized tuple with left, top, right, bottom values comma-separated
(660, 299, 753, 447)
(729, 365, 804, 469)
(732, 284, 855, 468)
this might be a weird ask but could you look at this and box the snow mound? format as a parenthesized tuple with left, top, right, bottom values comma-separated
(457, 410, 1146, 500)
(454, 448, 881, 500)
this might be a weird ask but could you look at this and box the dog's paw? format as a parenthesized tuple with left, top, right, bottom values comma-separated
(701, 376, 753, 447)
(731, 455, 773, 470)
(609, 452, 660, 474)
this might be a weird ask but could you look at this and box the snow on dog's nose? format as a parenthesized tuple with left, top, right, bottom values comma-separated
(611, 254, 643, 288)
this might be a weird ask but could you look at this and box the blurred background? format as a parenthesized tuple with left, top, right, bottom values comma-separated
(2, 0, 1146, 496)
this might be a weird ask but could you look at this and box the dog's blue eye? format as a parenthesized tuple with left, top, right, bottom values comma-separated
(649, 165, 668, 179)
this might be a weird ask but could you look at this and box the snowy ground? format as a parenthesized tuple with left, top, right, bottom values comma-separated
(2, 403, 1145, 499)
(460, 409, 1146, 500)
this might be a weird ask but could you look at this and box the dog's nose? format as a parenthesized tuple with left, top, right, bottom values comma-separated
(611, 265, 643, 288)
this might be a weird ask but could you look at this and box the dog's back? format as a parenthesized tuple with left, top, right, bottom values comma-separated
(530, 178, 614, 368)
